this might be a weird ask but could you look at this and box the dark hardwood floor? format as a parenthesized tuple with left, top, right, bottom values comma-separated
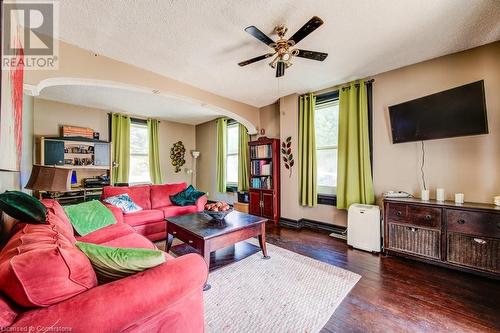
(264, 224, 500, 333)
(162, 224, 499, 332)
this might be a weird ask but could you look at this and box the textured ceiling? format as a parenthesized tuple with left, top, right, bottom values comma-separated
(38, 85, 220, 125)
(58, 0, 500, 108)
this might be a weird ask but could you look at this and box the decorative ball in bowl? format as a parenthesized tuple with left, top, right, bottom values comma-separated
(204, 202, 232, 221)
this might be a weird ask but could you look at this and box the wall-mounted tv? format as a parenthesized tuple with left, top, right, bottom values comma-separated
(389, 80, 488, 144)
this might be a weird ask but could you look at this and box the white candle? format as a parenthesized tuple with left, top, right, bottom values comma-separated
(436, 188, 445, 202)
(455, 193, 464, 204)
(421, 189, 430, 201)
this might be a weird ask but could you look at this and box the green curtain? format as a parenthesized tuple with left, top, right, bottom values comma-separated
(216, 118, 227, 193)
(299, 93, 317, 207)
(336, 81, 375, 209)
(237, 124, 249, 191)
(147, 119, 162, 184)
(111, 114, 131, 185)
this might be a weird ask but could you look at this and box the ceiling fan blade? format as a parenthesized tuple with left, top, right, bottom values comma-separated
(244, 26, 275, 46)
(289, 16, 324, 45)
(296, 49, 328, 61)
(238, 53, 274, 67)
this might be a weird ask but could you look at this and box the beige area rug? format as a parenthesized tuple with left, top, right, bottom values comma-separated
(203, 239, 361, 333)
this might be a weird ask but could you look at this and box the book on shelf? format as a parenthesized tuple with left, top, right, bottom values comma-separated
(251, 177, 272, 190)
(250, 144, 272, 159)
(251, 160, 272, 176)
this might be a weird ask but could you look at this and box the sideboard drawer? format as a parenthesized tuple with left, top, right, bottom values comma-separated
(388, 223, 441, 260)
(447, 233, 500, 273)
(387, 204, 441, 229)
(386, 203, 408, 221)
(407, 206, 441, 229)
(446, 209, 500, 238)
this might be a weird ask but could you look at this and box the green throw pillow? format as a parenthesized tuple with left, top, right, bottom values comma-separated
(0, 191, 47, 224)
(75, 241, 166, 283)
(170, 185, 205, 206)
(64, 200, 116, 236)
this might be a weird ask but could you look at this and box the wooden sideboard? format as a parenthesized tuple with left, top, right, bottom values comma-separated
(384, 198, 500, 279)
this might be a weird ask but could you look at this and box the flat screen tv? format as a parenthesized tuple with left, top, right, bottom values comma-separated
(389, 80, 488, 144)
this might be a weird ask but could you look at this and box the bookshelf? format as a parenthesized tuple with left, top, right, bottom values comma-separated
(248, 137, 280, 224)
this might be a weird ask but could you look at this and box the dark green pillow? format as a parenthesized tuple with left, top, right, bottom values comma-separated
(0, 191, 46, 224)
(170, 185, 205, 206)
(64, 200, 116, 236)
(75, 241, 166, 283)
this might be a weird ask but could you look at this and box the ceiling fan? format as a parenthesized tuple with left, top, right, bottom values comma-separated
(238, 16, 328, 77)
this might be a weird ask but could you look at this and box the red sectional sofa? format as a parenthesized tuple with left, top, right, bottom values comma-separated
(0, 199, 207, 332)
(101, 183, 208, 241)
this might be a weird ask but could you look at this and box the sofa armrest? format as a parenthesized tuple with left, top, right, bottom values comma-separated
(102, 202, 124, 224)
(10, 253, 207, 332)
(195, 195, 208, 211)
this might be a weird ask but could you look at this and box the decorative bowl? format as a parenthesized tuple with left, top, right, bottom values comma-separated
(203, 209, 233, 221)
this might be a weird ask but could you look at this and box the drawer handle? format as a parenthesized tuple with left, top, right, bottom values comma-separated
(172, 231, 177, 235)
(396, 211, 402, 217)
(457, 219, 465, 225)
(425, 215, 432, 221)
(188, 240, 193, 244)
(473, 238, 487, 245)
(408, 227, 417, 232)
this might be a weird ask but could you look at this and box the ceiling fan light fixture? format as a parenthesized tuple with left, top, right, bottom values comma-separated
(239, 16, 327, 77)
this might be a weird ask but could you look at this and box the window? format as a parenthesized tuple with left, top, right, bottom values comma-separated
(315, 96, 339, 196)
(226, 123, 239, 186)
(129, 122, 151, 184)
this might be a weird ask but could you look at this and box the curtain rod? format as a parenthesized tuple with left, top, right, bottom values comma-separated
(310, 78, 375, 96)
(340, 79, 375, 91)
(107, 113, 161, 123)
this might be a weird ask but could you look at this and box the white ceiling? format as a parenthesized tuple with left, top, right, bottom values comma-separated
(38, 84, 220, 125)
(58, 0, 500, 108)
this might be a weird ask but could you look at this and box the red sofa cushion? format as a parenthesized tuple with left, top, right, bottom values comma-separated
(41, 199, 76, 242)
(99, 233, 157, 250)
(123, 210, 164, 227)
(77, 222, 137, 245)
(0, 224, 97, 307)
(102, 185, 152, 210)
(150, 183, 187, 209)
(0, 297, 17, 328)
(161, 205, 198, 218)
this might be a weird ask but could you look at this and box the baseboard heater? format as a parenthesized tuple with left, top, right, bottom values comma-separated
(279, 217, 346, 237)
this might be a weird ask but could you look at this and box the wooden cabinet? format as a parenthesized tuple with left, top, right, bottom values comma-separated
(248, 137, 280, 224)
(39, 137, 110, 170)
(384, 198, 500, 278)
(249, 189, 276, 220)
(37, 137, 111, 188)
(44, 140, 64, 166)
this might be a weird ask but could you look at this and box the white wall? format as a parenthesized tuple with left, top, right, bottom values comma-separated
(195, 120, 237, 204)
(0, 94, 34, 193)
(372, 41, 500, 203)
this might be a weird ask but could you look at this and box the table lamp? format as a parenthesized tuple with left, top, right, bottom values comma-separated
(25, 165, 72, 198)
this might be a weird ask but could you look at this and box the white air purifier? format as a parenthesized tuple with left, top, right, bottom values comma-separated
(347, 204, 381, 252)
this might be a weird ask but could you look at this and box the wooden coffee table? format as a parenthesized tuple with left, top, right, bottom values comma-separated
(165, 211, 269, 288)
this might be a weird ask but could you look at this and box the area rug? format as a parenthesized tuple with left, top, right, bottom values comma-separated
(203, 239, 361, 333)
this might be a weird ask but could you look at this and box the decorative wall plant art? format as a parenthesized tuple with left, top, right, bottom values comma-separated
(281, 136, 294, 178)
(170, 141, 186, 173)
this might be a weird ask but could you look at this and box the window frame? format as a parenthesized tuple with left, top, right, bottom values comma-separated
(129, 119, 151, 185)
(225, 121, 239, 190)
(315, 92, 340, 198)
